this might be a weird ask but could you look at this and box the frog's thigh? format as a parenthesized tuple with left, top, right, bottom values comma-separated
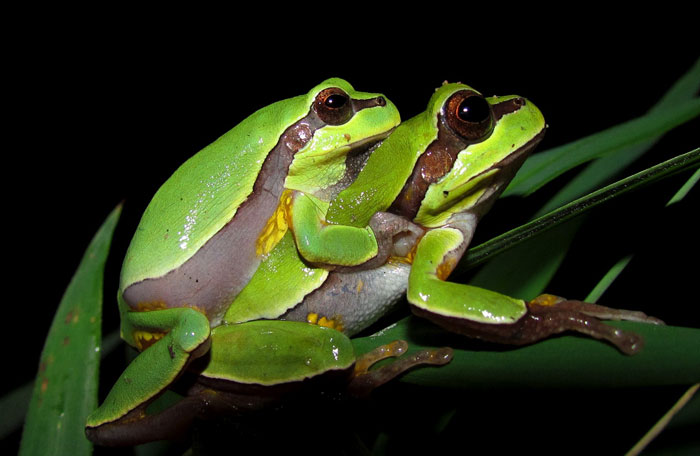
(203, 320, 356, 385)
(87, 307, 211, 429)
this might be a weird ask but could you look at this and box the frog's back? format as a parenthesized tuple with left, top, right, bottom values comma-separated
(121, 96, 309, 290)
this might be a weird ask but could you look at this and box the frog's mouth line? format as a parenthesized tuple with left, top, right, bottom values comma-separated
(321, 128, 396, 200)
(495, 125, 548, 170)
(347, 127, 396, 153)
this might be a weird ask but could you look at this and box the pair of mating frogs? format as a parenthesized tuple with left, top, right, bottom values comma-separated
(85, 78, 661, 446)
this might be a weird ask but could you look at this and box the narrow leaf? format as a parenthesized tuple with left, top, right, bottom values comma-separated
(668, 168, 700, 206)
(464, 148, 700, 270)
(585, 254, 634, 303)
(1, 330, 124, 440)
(626, 384, 700, 456)
(502, 98, 700, 199)
(0, 383, 33, 440)
(529, 58, 700, 216)
(19, 206, 121, 456)
(585, 154, 699, 305)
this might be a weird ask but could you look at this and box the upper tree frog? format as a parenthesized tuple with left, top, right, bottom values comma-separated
(85, 78, 441, 446)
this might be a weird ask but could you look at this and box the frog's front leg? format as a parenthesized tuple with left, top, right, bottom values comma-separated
(85, 306, 211, 445)
(407, 225, 662, 355)
(290, 190, 423, 270)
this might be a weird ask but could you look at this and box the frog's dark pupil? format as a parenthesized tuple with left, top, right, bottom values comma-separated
(325, 94, 347, 109)
(458, 96, 490, 123)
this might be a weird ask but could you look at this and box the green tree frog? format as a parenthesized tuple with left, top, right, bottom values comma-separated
(311, 82, 662, 353)
(86, 78, 446, 446)
(86, 79, 661, 447)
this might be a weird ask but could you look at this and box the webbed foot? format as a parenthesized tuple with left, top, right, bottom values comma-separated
(412, 294, 662, 355)
(348, 340, 453, 396)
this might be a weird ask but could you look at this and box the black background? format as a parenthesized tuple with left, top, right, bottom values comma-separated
(5, 27, 698, 454)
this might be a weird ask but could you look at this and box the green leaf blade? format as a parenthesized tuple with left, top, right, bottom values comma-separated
(503, 57, 700, 200)
(19, 206, 121, 456)
(503, 98, 700, 199)
(465, 148, 700, 271)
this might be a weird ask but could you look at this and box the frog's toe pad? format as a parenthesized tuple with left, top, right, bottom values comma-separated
(348, 341, 453, 396)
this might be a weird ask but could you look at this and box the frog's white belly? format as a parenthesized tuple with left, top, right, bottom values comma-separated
(282, 262, 411, 335)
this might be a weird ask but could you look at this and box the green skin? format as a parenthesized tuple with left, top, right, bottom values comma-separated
(323, 84, 543, 322)
(86, 81, 660, 447)
(315, 84, 658, 347)
(86, 78, 405, 445)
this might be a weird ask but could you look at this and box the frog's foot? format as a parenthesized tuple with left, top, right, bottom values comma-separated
(412, 295, 662, 355)
(530, 294, 665, 324)
(519, 294, 664, 354)
(348, 340, 453, 396)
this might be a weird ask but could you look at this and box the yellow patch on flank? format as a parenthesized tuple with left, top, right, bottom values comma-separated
(391, 237, 423, 265)
(388, 255, 413, 266)
(134, 301, 168, 312)
(319, 316, 344, 332)
(356, 280, 364, 293)
(256, 189, 294, 256)
(307, 312, 344, 332)
(133, 330, 166, 351)
(131, 304, 207, 350)
(405, 248, 415, 264)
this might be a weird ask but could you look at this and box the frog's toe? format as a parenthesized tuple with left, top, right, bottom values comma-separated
(348, 341, 453, 396)
(529, 294, 664, 325)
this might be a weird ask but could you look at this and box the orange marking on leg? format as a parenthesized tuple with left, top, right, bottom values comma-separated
(529, 294, 564, 307)
(436, 257, 458, 281)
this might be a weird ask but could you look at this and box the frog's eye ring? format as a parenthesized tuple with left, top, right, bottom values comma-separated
(444, 90, 494, 143)
(314, 87, 354, 125)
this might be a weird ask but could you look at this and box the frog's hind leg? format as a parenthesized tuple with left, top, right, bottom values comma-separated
(523, 294, 663, 354)
(86, 307, 211, 445)
(413, 294, 663, 356)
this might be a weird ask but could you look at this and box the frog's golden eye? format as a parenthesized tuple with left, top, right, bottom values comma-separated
(444, 90, 494, 142)
(314, 87, 354, 125)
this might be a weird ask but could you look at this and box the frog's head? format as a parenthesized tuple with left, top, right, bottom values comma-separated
(393, 83, 546, 227)
(286, 78, 401, 198)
